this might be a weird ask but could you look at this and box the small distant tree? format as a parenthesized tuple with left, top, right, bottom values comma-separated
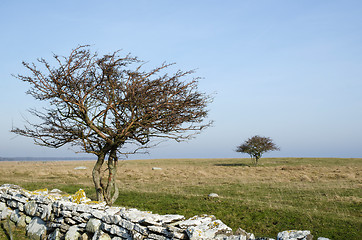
(11, 45, 213, 205)
(235, 135, 280, 166)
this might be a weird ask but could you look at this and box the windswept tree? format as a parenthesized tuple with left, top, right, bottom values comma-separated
(235, 135, 280, 166)
(12, 46, 213, 205)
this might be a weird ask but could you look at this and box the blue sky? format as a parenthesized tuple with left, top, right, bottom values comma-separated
(1, 0, 361, 159)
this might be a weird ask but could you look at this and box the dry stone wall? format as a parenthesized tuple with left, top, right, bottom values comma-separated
(0, 184, 329, 240)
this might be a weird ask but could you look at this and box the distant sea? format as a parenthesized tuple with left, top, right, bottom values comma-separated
(0, 157, 97, 161)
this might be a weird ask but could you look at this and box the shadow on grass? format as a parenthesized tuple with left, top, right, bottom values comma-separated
(0, 221, 12, 240)
(214, 163, 251, 167)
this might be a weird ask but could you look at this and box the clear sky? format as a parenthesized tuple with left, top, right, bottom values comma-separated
(1, 0, 361, 159)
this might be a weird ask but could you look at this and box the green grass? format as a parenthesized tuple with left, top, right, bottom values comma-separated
(0, 157, 361, 239)
(113, 185, 361, 239)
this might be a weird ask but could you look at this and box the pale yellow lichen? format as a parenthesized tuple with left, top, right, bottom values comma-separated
(71, 189, 87, 204)
(31, 188, 48, 195)
(85, 200, 101, 205)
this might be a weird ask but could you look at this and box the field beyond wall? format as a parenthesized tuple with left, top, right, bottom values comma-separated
(0, 157, 361, 239)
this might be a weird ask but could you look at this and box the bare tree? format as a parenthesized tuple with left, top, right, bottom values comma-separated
(235, 135, 279, 166)
(11, 46, 213, 205)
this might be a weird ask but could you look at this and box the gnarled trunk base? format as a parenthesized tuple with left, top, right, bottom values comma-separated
(92, 151, 119, 206)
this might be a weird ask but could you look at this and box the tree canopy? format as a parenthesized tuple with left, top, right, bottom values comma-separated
(12, 46, 213, 204)
(235, 135, 280, 166)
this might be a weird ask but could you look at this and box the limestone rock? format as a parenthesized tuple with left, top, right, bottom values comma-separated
(26, 215, 32, 223)
(62, 210, 73, 218)
(131, 230, 146, 240)
(71, 189, 91, 204)
(98, 233, 112, 240)
(102, 214, 120, 224)
(50, 189, 63, 194)
(92, 230, 111, 240)
(32, 188, 49, 195)
(65, 225, 81, 240)
(17, 215, 27, 227)
(0, 202, 7, 211)
(78, 222, 87, 229)
(111, 237, 123, 240)
(178, 215, 216, 229)
(185, 218, 232, 240)
(0, 184, 22, 190)
(26, 217, 47, 240)
(81, 232, 90, 240)
(86, 218, 102, 233)
(133, 223, 149, 235)
(120, 208, 158, 224)
(148, 225, 171, 236)
(161, 214, 185, 224)
(59, 201, 76, 211)
(148, 233, 169, 240)
(60, 223, 71, 233)
(18, 202, 25, 211)
(234, 228, 255, 240)
(25, 200, 38, 216)
(41, 203, 52, 221)
(208, 193, 219, 198)
(65, 217, 77, 225)
(92, 210, 105, 219)
(77, 204, 91, 213)
(215, 235, 256, 240)
(166, 226, 188, 239)
(10, 209, 21, 223)
(74, 166, 87, 170)
(0, 206, 12, 220)
(101, 222, 130, 238)
(277, 230, 312, 240)
(118, 218, 135, 231)
(7, 200, 18, 208)
(80, 212, 93, 221)
(104, 207, 120, 215)
(152, 167, 162, 170)
(48, 228, 63, 240)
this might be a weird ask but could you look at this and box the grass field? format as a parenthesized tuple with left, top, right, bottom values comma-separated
(0, 157, 361, 239)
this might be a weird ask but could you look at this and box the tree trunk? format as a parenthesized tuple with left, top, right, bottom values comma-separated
(255, 154, 261, 166)
(92, 153, 105, 202)
(104, 149, 119, 206)
(92, 147, 120, 205)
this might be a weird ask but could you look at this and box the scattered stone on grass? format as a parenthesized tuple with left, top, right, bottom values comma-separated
(208, 193, 219, 198)
(74, 166, 87, 170)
